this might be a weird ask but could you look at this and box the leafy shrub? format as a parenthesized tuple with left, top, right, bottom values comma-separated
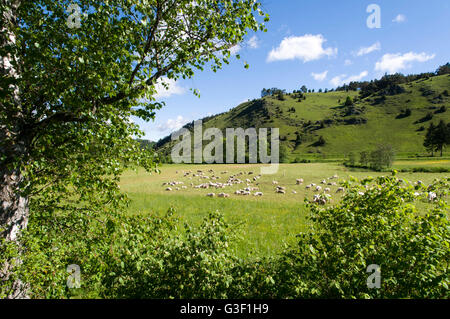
(399, 167, 450, 173)
(369, 144, 395, 170)
(275, 174, 450, 298)
(314, 136, 326, 147)
(344, 96, 353, 106)
(100, 211, 237, 299)
(396, 108, 412, 119)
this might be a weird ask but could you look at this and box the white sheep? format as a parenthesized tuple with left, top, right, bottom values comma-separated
(427, 192, 437, 202)
(312, 194, 331, 205)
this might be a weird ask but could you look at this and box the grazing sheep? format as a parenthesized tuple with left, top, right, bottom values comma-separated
(427, 192, 437, 202)
(321, 180, 327, 184)
(276, 189, 286, 194)
(165, 187, 173, 191)
(218, 193, 230, 198)
(242, 191, 251, 196)
(324, 188, 331, 193)
(206, 193, 215, 197)
(312, 194, 331, 205)
(254, 192, 263, 196)
(336, 187, 345, 193)
(235, 190, 242, 195)
(328, 182, 337, 186)
(292, 190, 297, 194)
(296, 178, 304, 185)
(305, 185, 312, 190)
(315, 186, 322, 192)
(273, 181, 279, 185)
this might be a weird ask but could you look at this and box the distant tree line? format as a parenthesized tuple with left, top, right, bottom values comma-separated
(261, 87, 286, 98)
(334, 63, 450, 98)
(136, 139, 155, 150)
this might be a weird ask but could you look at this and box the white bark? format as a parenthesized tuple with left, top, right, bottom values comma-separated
(0, 0, 29, 299)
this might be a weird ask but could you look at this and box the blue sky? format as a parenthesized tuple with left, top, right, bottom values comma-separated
(134, 0, 450, 141)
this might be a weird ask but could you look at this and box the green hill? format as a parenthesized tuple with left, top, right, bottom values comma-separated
(156, 73, 450, 162)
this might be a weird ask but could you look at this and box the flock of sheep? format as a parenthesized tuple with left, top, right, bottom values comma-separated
(161, 169, 348, 205)
(161, 170, 442, 206)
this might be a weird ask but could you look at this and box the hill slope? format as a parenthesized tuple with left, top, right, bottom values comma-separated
(156, 74, 450, 161)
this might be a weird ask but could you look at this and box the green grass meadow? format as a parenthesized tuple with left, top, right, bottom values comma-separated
(120, 161, 449, 258)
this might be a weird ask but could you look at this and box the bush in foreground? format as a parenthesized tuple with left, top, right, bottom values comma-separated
(275, 174, 449, 298)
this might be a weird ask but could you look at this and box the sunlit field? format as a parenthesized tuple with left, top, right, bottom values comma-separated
(120, 160, 449, 258)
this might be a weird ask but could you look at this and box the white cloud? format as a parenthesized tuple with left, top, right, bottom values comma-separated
(330, 71, 369, 87)
(393, 14, 406, 23)
(247, 36, 260, 49)
(375, 52, 435, 74)
(267, 34, 337, 63)
(356, 41, 381, 56)
(344, 59, 353, 66)
(154, 77, 186, 99)
(157, 115, 189, 132)
(311, 70, 328, 81)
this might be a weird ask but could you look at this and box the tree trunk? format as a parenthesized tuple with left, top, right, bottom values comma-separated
(0, 169, 29, 242)
(1, 0, 29, 299)
(1, 0, 26, 242)
(0, 168, 30, 299)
